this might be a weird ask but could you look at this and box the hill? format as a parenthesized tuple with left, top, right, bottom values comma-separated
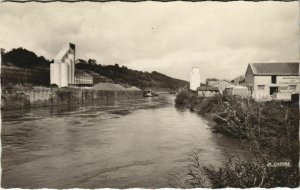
(1, 47, 188, 90)
(75, 60, 188, 90)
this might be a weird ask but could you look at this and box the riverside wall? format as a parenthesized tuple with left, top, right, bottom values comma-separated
(1, 88, 143, 110)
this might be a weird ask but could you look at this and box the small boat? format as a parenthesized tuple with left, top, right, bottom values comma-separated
(143, 90, 158, 97)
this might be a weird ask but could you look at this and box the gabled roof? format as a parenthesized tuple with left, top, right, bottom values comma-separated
(54, 43, 75, 61)
(249, 62, 299, 76)
(198, 86, 219, 91)
(231, 75, 245, 83)
(209, 80, 233, 87)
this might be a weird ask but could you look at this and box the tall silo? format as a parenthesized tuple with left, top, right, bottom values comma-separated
(50, 63, 61, 87)
(60, 62, 69, 87)
(190, 67, 201, 91)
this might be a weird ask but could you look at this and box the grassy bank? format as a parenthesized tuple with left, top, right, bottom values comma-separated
(175, 90, 299, 188)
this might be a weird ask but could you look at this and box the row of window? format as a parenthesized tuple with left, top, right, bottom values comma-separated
(76, 76, 92, 80)
(257, 85, 297, 91)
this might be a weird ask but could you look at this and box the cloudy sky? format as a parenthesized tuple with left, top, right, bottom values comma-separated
(0, 2, 298, 81)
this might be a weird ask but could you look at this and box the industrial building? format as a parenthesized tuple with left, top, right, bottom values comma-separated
(245, 62, 299, 100)
(74, 70, 93, 87)
(190, 67, 200, 91)
(50, 43, 75, 87)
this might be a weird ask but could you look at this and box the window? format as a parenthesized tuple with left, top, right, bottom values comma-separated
(289, 85, 296, 91)
(271, 75, 277, 84)
(257, 85, 265, 91)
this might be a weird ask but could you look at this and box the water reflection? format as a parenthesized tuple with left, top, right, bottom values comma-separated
(2, 94, 249, 188)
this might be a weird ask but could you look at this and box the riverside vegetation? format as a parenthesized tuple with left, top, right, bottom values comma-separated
(175, 90, 299, 188)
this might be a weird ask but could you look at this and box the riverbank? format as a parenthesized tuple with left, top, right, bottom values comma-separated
(1, 87, 143, 110)
(175, 90, 299, 188)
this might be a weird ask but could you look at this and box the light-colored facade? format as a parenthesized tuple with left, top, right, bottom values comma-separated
(245, 62, 299, 100)
(74, 70, 93, 86)
(197, 86, 219, 97)
(50, 43, 75, 87)
(190, 67, 200, 91)
(208, 80, 233, 94)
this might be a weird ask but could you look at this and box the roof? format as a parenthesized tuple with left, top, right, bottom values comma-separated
(249, 62, 299, 76)
(209, 80, 233, 87)
(75, 70, 93, 78)
(231, 75, 245, 83)
(54, 43, 75, 61)
(225, 85, 248, 89)
(198, 86, 219, 91)
(93, 83, 126, 91)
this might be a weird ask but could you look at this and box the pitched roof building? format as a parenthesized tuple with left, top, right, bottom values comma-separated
(245, 62, 299, 100)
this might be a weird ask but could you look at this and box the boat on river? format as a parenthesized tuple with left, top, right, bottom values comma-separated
(143, 90, 158, 97)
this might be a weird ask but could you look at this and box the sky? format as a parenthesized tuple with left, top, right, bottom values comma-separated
(0, 2, 298, 82)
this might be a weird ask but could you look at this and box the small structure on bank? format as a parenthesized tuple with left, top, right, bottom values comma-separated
(190, 67, 201, 91)
(208, 79, 233, 94)
(50, 43, 76, 87)
(224, 85, 248, 97)
(197, 86, 220, 97)
(245, 62, 299, 100)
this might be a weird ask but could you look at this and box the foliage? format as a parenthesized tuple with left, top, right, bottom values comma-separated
(75, 59, 188, 90)
(175, 90, 299, 187)
(2, 47, 51, 68)
(186, 152, 299, 188)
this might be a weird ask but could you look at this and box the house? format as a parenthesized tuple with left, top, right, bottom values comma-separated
(74, 70, 93, 86)
(208, 80, 233, 94)
(197, 86, 220, 97)
(245, 62, 299, 100)
(231, 75, 246, 86)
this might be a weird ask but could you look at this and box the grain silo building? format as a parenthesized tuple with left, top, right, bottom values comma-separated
(50, 43, 75, 87)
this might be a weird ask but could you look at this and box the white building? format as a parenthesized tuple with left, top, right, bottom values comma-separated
(50, 43, 75, 87)
(245, 62, 299, 100)
(74, 70, 93, 87)
(190, 67, 200, 91)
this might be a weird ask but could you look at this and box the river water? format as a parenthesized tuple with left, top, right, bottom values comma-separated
(1, 94, 249, 188)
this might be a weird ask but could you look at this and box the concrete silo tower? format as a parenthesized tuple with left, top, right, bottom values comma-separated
(50, 43, 75, 87)
(190, 67, 200, 91)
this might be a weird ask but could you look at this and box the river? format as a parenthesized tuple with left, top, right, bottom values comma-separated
(1, 94, 249, 188)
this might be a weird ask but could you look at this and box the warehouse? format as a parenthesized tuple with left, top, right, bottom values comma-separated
(245, 62, 299, 100)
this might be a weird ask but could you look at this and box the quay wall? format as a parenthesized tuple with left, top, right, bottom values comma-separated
(1, 88, 143, 110)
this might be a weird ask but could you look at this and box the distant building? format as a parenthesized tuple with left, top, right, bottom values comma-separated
(224, 86, 248, 97)
(74, 70, 93, 87)
(197, 86, 220, 97)
(231, 75, 246, 86)
(190, 67, 200, 91)
(206, 78, 219, 86)
(245, 62, 299, 100)
(83, 70, 114, 85)
(208, 79, 233, 94)
(50, 43, 75, 87)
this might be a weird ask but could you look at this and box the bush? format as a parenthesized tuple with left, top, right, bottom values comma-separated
(186, 152, 299, 188)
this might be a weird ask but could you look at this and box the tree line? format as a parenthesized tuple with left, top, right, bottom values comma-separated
(1, 47, 188, 90)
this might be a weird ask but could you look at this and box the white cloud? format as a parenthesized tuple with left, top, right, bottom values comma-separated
(0, 2, 298, 82)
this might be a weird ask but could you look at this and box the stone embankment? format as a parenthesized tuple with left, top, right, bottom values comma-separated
(1, 87, 143, 110)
